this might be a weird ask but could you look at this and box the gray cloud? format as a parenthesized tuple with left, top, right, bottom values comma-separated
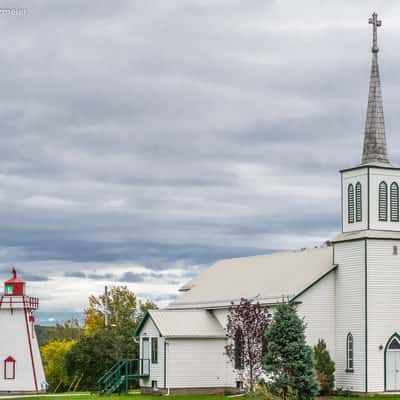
(87, 273, 117, 281)
(119, 272, 145, 283)
(0, 1, 397, 311)
(21, 273, 49, 282)
(64, 271, 86, 278)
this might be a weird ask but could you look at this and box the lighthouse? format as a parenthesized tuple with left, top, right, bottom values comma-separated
(0, 268, 46, 393)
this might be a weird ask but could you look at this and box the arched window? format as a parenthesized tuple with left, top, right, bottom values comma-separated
(355, 182, 362, 222)
(391, 182, 399, 222)
(348, 184, 354, 224)
(346, 333, 354, 371)
(379, 181, 388, 221)
(4, 356, 15, 380)
(234, 328, 244, 370)
(389, 336, 400, 350)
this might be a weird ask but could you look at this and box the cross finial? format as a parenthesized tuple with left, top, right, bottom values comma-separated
(368, 12, 382, 53)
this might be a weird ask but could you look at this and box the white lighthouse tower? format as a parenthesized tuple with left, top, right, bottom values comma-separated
(0, 268, 46, 393)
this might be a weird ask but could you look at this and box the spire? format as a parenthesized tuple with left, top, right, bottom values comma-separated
(361, 12, 390, 165)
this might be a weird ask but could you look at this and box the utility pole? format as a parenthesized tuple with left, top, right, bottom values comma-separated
(104, 285, 109, 327)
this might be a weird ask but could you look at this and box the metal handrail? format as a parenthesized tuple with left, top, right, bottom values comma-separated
(96, 358, 150, 394)
(0, 295, 39, 310)
(96, 360, 123, 386)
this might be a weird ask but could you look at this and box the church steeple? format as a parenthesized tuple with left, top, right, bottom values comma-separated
(338, 13, 400, 237)
(361, 12, 390, 165)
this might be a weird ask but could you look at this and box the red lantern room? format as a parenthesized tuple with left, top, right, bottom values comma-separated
(4, 267, 25, 296)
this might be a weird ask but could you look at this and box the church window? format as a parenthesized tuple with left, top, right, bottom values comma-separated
(346, 333, 354, 371)
(4, 356, 15, 380)
(348, 184, 354, 223)
(234, 328, 244, 370)
(355, 182, 362, 222)
(389, 337, 400, 349)
(379, 181, 388, 221)
(151, 337, 158, 364)
(391, 182, 399, 222)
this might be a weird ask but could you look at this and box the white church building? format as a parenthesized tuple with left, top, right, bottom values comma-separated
(136, 13, 400, 394)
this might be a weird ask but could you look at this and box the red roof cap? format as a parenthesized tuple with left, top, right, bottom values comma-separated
(5, 267, 25, 285)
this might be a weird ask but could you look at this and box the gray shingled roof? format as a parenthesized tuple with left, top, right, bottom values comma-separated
(168, 247, 334, 309)
(147, 309, 226, 338)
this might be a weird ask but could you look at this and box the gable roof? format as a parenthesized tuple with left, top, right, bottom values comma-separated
(135, 309, 225, 338)
(168, 246, 334, 309)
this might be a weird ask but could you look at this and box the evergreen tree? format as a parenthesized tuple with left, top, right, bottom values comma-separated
(263, 302, 319, 400)
(313, 339, 335, 395)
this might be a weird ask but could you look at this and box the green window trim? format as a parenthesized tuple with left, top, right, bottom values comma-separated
(390, 182, 399, 222)
(355, 182, 362, 222)
(151, 337, 158, 364)
(5, 285, 13, 295)
(379, 181, 388, 221)
(346, 332, 354, 372)
(348, 184, 355, 223)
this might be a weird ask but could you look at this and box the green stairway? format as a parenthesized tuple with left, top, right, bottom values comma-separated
(97, 359, 150, 395)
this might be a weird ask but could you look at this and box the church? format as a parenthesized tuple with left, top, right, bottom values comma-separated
(136, 13, 400, 394)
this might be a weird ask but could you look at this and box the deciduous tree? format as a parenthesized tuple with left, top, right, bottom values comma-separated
(84, 286, 137, 332)
(41, 339, 76, 391)
(225, 298, 270, 392)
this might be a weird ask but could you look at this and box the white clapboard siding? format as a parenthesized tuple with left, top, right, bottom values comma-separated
(334, 240, 366, 392)
(212, 309, 228, 329)
(139, 316, 165, 388)
(369, 168, 400, 231)
(296, 270, 336, 356)
(342, 168, 369, 233)
(366, 239, 400, 392)
(166, 338, 228, 388)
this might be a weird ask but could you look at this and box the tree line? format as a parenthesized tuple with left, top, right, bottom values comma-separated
(38, 286, 157, 392)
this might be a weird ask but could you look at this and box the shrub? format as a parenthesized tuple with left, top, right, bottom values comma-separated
(313, 339, 335, 395)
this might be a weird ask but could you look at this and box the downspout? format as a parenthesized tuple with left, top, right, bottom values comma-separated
(164, 340, 169, 395)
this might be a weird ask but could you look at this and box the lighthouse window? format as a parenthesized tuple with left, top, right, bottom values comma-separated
(5, 285, 13, 295)
(4, 357, 15, 380)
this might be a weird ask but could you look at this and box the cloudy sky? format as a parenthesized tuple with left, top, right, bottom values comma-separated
(0, 0, 399, 316)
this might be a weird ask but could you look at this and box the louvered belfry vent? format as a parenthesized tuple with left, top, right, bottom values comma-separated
(348, 184, 355, 224)
(355, 182, 362, 222)
(391, 182, 399, 222)
(379, 181, 388, 221)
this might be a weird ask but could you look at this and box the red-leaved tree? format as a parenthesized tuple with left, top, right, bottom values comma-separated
(225, 298, 271, 392)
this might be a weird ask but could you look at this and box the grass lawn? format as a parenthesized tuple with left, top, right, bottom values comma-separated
(8, 396, 228, 400)
(7, 395, 400, 400)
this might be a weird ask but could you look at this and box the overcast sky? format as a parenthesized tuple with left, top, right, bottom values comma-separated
(0, 0, 399, 313)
